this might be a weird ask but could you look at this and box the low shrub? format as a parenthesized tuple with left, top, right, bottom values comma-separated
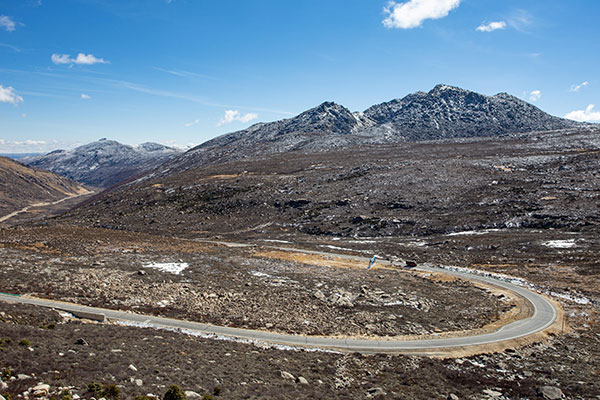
(102, 384, 121, 400)
(163, 385, 186, 400)
(87, 382, 102, 394)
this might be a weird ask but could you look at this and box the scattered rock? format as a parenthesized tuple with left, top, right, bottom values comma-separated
(32, 383, 50, 397)
(134, 379, 143, 387)
(184, 391, 202, 399)
(328, 289, 356, 308)
(483, 389, 503, 398)
(538, 386, 564, 400)
(75, 338, 88, 345)
(128, 364, 138, 372)
(0, 381, 7, 390)
(313, 289, 326, 301)
(297, 376, 309, 385)
(367, 387, 385, 397)
(280, 371, 295, 381)
(0, 394, 5, 400)
(17, 374, 32, 380)
(448, 394, 459, 400)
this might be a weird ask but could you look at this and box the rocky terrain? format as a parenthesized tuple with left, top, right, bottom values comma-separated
(161, 84, 579, 171)
(0, 225, 505, 338)
(0, 157, 88, 218)
(23, 139, 181, 188)
(63, 127, 600, 246)
(0, 293, 597, 399)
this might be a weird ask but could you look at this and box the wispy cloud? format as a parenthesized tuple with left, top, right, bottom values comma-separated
(52, 53, 109, 65)
(476, 21, 506, 32)
(153, 66, 216, 80)
(184, 119, 199, 127)
(529, 89, 541, 102)
(217, 110, 258, 126)
(81, 93, 91, 100)
(565, 104, 600, 122)
(570, 81, 589, 92)
(0, 15, 16, 32)
(0, 84, 24, 105)
(0, 43, 21, 52)
(383, 0, 461, 29)
(97, 78, 294, 115)
(507, 9, 533, 33)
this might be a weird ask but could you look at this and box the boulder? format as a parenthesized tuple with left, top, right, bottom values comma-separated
(297, 377, 309, 385)
(448, 394, 459, 400)
(483, 389, 503, 398)
(32, 383, 50, 397)
(128, 364, 138, 372)
(280, 371, 295, 381)
(538, 386, 564, 400)
(184, 391, 202, 399)
(134, 379, 143, 387)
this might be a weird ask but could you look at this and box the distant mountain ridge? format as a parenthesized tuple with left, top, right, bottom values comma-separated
(0, 156, 87, 217)
(23, 139, 181, 188)
(167, 84, 578, 170)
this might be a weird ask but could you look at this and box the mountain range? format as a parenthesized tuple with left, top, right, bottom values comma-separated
(23, 139, 181, 188)
(169, 84, 579, 170)
(23, 84, 583, 188)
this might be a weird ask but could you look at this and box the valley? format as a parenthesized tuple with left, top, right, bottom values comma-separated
(1, 87, 599, 399)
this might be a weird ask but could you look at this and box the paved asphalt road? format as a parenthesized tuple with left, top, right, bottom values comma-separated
(0, 244, 558, 354)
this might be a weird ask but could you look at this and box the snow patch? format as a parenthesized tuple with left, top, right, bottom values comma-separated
(143, 262, 189, 275)
(542, 239, 576, 248)
(448, 229, 501, 236)
(320, 245, 353, 251)
(250, 271, 272, 278)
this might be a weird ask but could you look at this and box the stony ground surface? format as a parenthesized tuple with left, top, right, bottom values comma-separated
(1, 127, 599, 399)
(0, 225, 503, 338)
(61, 127, 600, 241)
(0, 302, 598, 400)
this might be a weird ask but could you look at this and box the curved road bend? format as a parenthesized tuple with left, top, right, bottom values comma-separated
(0, 249, 557, 354)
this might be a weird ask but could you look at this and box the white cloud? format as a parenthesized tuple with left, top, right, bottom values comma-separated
(14, 139, 46, 146)
(0, 84, 24, 105)
(81, 93, 91, 100)
(529, 90, 541, 102)
(51, 53, 109, 65)
(0, 15, 16, 32)
(383, 0, 461, 29)
(476, 21, 506, 32)
(570, 81, 589, 92)
(51, 54, 72, 64)
(184, 119, 199, 127)
(239, 112, 259, 123)
(565, 104, 600, 122)
(217, 110, 258, 126)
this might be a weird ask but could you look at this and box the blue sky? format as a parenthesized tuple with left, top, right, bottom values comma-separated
(0, 0, 599, 153)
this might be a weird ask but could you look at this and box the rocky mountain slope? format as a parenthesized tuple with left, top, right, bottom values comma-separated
(167, 84, 578, 171)
(0, 156, 87, 217)
(62, 126, 600, 242)
(23, 139, 181, 188)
